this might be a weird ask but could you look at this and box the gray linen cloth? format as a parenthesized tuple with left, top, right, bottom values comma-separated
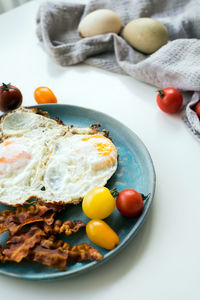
(36, 0, 200, 141)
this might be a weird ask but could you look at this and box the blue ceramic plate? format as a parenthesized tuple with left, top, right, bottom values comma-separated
(0, 104, 155, 280)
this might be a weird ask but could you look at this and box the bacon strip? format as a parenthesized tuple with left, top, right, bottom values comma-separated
(0, 203, 103, 270)
(56, 220, 85, 235)
(29, 236, 70, 271)
(0, 203, 64, 236)
(17, 217, 44, 231)
(69, 243, 103, 262)
(0, 223, 7, 235)
(43, 220, 85, 236)
(3, 226, 45, 263)
(0, 245, 4, 262)
(30, 246, 68, 271)
(29, 238, 102, 271)
(39, 235, 71, 251)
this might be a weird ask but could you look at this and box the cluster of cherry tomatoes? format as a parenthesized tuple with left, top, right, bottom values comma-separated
(1, 83, 200, 119)
(0, 84, 57, 113)
(82, 187, 144, 250)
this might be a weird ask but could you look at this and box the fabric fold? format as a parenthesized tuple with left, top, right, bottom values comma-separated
(36, 0, 200, 141)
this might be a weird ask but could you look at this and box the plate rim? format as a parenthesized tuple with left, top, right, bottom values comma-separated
(0, 104, 156, 281)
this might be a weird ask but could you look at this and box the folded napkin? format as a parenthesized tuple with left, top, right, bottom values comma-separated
(36, 0, 200, 141)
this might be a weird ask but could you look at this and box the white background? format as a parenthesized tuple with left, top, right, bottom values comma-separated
(0, 0, 200, 299)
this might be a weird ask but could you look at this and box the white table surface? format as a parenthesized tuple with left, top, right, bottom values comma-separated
(0, 1, 200, 299)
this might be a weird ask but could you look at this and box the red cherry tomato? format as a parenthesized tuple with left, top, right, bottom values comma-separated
(194, 102, 200, 118)
(156, 87, 183, 114)
(116, 189, 143, 217)
(0, 83, 23, 112)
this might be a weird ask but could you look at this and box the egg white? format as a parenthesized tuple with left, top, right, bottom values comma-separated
(38, 133, 117, 203)
(0, 136, 49, 205)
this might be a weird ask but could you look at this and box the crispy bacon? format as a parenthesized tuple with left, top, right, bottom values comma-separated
(0, 208, 15, 228)
(17, 217, 44, 231)
(0, 223, 7, 235)
(30, 245, 68, 271)
(41, 212, 56, 226)
(0, 203, 103, 270)
(0, 245, 4, 262)
(39, 235, 70, 251)
(69, 243, 103, 262)
(28, 236, 70, 271)
(56, 220, 85, 235)
(43, 220, 85, 236)
(3, 226, 45, 263)
(38, 202, 65, 213)
(5, 222, 20, 236)
(0, 203, 64, 236)
(29, 237, 102, 270)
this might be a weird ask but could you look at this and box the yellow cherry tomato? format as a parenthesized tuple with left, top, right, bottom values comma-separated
(34, 86, 57, 104)
(82, 187, 116, 219)
(86, 219, 119, 250)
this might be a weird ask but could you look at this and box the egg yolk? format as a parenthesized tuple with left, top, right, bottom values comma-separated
(0, 140, 31, 174)
(82, 135, 117, 169)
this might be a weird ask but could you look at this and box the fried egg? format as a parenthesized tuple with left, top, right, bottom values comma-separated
(0, 107, 118, 205)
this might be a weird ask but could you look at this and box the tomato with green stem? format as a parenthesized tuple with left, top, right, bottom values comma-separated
(156, 87, 183, 113)
(116, 189, 144, 217)
(0, 83, 22, 112)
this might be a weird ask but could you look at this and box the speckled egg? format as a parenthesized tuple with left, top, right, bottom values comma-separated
(123, 18, 169, 54)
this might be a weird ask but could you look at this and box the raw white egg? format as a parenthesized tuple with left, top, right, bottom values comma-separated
(78, 9, 122, 38)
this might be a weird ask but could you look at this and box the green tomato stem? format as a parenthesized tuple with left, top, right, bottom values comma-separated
(0, 83, 13, 91)
(110, 187, 119, 198)
(140, 193, 151, 201)
(158, 90, 165, 98)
